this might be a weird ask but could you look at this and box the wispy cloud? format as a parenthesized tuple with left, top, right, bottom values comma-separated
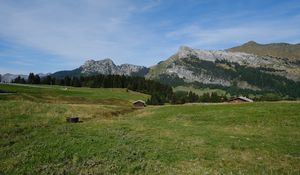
(0, 1, 133, 58)
(0, 0, 299, 74)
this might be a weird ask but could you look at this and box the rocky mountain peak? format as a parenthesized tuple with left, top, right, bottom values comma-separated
(178, 46, 194, 59)
(83, 59, 96, 66)
(81, 58, 117, 74)
(178, 46, 216, 61)
(178, 45, 193, 52)
(83, 58, 114, 66)
(101, 58, 114, 63)
(244, 41, 258, 45)
(80, 58, 149, 76)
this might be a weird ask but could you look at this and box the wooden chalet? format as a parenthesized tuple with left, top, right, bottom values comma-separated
(132, 100, 146, 108)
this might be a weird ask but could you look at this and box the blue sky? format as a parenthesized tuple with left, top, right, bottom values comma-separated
(0, 0, 300, 74)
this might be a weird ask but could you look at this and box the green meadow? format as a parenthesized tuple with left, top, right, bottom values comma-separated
(0, 84, 299, 174)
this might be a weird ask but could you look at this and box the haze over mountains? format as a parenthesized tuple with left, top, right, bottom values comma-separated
(1, 41, 300, 93)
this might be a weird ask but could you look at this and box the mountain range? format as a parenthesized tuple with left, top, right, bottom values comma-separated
(1, 41, 300, 96)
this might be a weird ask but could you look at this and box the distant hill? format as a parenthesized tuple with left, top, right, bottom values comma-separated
(51, 68, 83, 78)
(227, 41, 300, 61)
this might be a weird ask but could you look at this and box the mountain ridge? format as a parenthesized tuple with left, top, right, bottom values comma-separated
(147, 45, 300, 83)
(227, 41, 300, 61)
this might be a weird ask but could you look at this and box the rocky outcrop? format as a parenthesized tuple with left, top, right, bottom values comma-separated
(165, 63, 232, 86)
(118, 64, 149, 77)
(81, 59, 119, 75)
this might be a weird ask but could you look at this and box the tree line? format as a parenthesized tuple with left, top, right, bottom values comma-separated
(168, 91, 227, 104)
(12, 73, 229, 105)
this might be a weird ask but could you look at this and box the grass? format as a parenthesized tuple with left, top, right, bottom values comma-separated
(0, 83, 149, 104)
(0, 84, 300, 174)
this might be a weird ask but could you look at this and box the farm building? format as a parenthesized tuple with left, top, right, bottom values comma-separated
(132, 100, 146, 108)
(227, 96, 253, 103)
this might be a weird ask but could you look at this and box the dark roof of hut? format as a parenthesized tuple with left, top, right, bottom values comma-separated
(229, 96, 253, 102)
(132, 100, 146, 104)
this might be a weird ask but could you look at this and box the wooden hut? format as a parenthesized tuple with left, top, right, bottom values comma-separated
(227, 96, 253, 103)
(132, 100, 146, 108)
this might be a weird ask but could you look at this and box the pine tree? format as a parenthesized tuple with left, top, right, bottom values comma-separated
(72, 77, 81, 87)
(64, 76, 71, 86)
(34, 75, 40, 84)
(13, 76, 21, 83)
(28, 73, 35, 84)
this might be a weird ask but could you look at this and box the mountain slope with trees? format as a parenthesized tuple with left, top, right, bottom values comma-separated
(146, 46, 300, 98)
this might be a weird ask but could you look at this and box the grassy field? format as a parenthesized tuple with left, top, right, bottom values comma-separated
(0, 83, 149, 104)
(0, 84, 299, 174)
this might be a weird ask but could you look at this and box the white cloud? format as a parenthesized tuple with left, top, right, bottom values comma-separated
(0, 0, 167, 66)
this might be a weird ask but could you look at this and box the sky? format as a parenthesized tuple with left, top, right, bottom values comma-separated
(0, 0, 300, 74)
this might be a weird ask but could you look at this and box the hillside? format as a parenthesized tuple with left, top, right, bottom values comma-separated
(227, 41, 300, 61)
(146, 46, 300, 97)
(0, 85, 299, 174)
